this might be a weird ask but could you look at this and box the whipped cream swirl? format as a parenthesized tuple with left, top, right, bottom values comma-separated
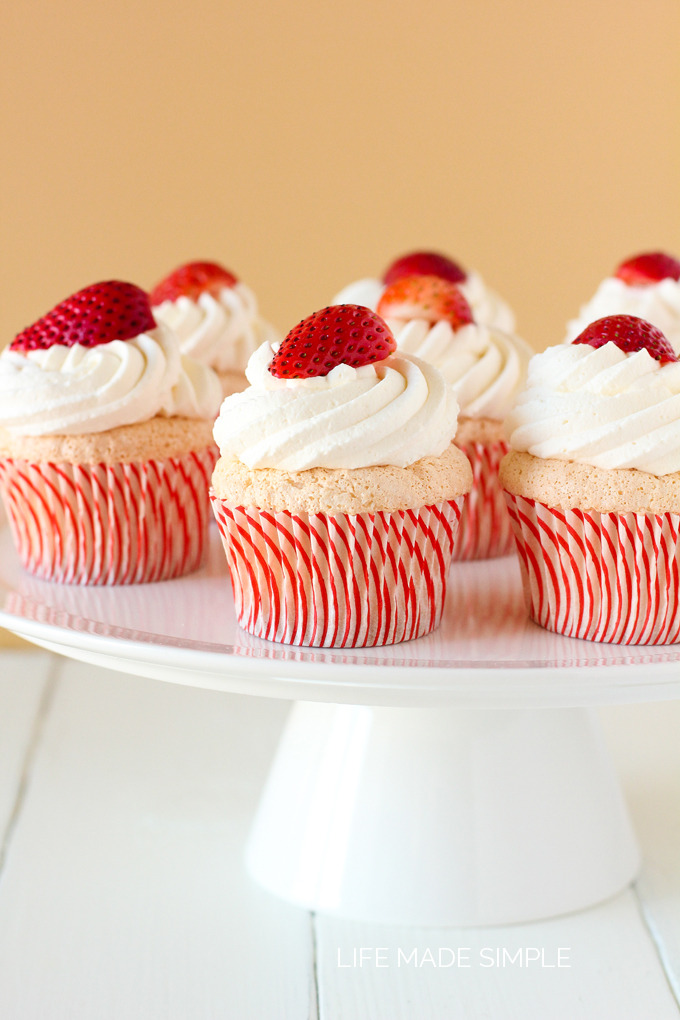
(565, 277, 680, 353)
(332, 270, 516, 332)
(385, 318, 531, 420)
(212, 342, 459, 470)
(0, 325, 222, 436)
(153, 283, 280, 373)
(459, 270, 516, 333)
(332, 278, 387, 312)
(506, 341, 680, 476)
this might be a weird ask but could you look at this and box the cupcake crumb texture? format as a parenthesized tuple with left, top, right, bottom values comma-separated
(0, 417, 215, 465)
(212, 443, 472, 514)
(500, 450, 680, 514)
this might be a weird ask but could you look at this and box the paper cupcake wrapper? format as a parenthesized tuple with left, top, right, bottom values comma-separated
(505, 492, 680, 645)
(210, 497, 464, 647)
(453, 438, 514, 561)
(0, 447, 218, 585)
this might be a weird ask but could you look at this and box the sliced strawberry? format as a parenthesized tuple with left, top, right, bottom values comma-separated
(382, 251, 467, 286)
(377, 275, 473, 329)
(10, 281, 156, 352)
(150, 260, 239, 305)
(269, 305, 396, 379)
(614, 251, 680, 286)
(572, 314, 678, 364)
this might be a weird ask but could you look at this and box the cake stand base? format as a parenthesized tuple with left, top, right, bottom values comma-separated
(246, 702, 640, 927)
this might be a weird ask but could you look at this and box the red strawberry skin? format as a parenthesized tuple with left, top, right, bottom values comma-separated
(614, 251, 680, 286)
(10, 281, 156, 353)
(269, 305, 396, 379)
(150, 261, 238, 305)
(383, 251, 467, 286)
(572, 314, 678, 364)
(377, 275, 474, 330)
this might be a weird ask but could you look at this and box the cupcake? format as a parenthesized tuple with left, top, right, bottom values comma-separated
(333, 249, 516, 333)
(0, 281, 222, 585)
(210, 304, 472, 647)
(565, 251, 680, 352)
(150, 260, 280, 395)
(376, 274, 532, 560)
(501, 314, 680, 644)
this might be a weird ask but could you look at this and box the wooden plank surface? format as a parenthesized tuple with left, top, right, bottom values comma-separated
(601, 701, 680, 1005)
(316, 888, 679, 1019)
(0, 652, 52, 840)
(0, 651, 678, 1019)
(0, 656, 316, 1020)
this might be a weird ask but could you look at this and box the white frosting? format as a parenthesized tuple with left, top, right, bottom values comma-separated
(505, 341, 680, 476)
(332, 269, 516, 332)
(386, 318, 532, 420)
(0, 325, 222, 436)
(460, 270, 516, 333)
(153, 282, 280, 373)
(331, 278, 386, 311)
(212, 342, 460, 470)
(565, 277, 680, 352)
(165, 352, 224, 420)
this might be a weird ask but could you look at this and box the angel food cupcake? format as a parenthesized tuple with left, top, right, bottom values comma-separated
(0, 281, 222, 585)
(376, 275, 532, 559)
(210, 304, 472, 647)
(150, 260, 280, 395)
(333, 249, 516, 333)
(501, 314, 680, 644)
(565, 251, 680, 352)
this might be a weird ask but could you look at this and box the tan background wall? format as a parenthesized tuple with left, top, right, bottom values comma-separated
(1, 0, 679, 647)
(1, 0, 679, 354)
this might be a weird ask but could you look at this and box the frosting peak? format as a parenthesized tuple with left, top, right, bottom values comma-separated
(0, 325, 222, 436)
(153, 282, 280, 373)
(332, 269, 516, 333)
(506, 341, 680, 476)
(386, 318, 532, 420)
(213, 342, 459, 470)
(565, 276, 680, 353)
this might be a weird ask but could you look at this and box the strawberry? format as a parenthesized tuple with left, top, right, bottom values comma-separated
(377, 275, 473, 329)
(572, 314, 678, 364)
(614, 251, 680, 286)
(150, 260, 238, 305)
(269, 305, 396, 379)
(10, 281, 156, 353)
(382, 250, 467, 286)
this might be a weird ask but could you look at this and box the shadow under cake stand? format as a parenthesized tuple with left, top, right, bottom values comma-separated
(1, 526, 679, 927)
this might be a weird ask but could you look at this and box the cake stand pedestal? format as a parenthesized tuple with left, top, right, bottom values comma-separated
(246, 703, 637, 926)
(1, 528, 678, 927)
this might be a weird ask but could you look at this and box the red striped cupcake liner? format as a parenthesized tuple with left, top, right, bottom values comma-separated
(210, 497, 465, 647)
(453, 438, 514, 561)
(0, 448, 218, 585)
(505, 492, 680, 645)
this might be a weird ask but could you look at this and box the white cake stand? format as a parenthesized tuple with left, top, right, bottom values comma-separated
(2, 526, 679, 927)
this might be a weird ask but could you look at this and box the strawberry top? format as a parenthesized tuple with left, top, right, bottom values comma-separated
(10, 281, 156, 353)
(572, 314, 678, 364)
(614, 251, 680, 287)
(377, 275, 474, 330)
(269, 305, 396, 379)
(150, 261, 239, 305)
(382, 251, 467, 286)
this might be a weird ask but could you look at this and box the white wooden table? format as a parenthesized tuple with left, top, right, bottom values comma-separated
(0, 648, 678, 1019)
